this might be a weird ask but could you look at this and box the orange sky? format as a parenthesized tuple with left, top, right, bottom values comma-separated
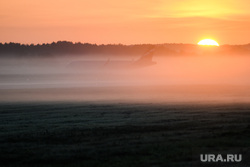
(1, 0, 250, 44)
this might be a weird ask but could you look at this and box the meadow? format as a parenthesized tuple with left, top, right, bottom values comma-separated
(1, 101, 250, 167)
(1, 52, 250, 166)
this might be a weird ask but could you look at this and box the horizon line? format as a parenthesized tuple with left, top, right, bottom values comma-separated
(1, 41, 250, 46)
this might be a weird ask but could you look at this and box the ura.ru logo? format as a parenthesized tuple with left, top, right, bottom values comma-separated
(200, 154, 242, 163)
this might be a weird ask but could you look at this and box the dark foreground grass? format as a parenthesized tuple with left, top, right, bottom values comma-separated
(0, 102, 250, 167)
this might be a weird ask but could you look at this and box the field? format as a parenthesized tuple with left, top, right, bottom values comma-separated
(1, 58, 250, 166)
(1, 101, 250, 167)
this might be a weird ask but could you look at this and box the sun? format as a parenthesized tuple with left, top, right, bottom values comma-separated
(197, 39, 219, 46)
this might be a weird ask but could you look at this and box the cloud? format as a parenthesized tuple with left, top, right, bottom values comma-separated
(154, 0, 250, 19)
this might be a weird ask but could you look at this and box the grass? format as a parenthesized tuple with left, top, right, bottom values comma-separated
(0, 102, 250, 166)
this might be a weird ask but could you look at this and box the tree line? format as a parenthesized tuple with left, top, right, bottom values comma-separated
(0, 41, 155, 57)
(0, 41, 250, 57)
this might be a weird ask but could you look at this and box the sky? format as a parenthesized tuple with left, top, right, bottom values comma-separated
(1, 0, 250, 45)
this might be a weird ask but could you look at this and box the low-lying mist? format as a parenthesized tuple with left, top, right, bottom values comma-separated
(1, 53, 250, 103)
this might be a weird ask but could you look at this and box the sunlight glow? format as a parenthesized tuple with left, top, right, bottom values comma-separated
(197, 39, 219, 46)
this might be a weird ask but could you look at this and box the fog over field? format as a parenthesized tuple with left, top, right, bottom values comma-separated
(1, 46, 250, 167)
(1, 52, 250, 103)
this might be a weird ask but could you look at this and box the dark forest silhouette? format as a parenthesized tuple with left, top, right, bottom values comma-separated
(1, 41, 250, 57)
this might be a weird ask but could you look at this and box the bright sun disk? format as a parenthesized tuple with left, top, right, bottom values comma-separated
(198, 39, 219, 46)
